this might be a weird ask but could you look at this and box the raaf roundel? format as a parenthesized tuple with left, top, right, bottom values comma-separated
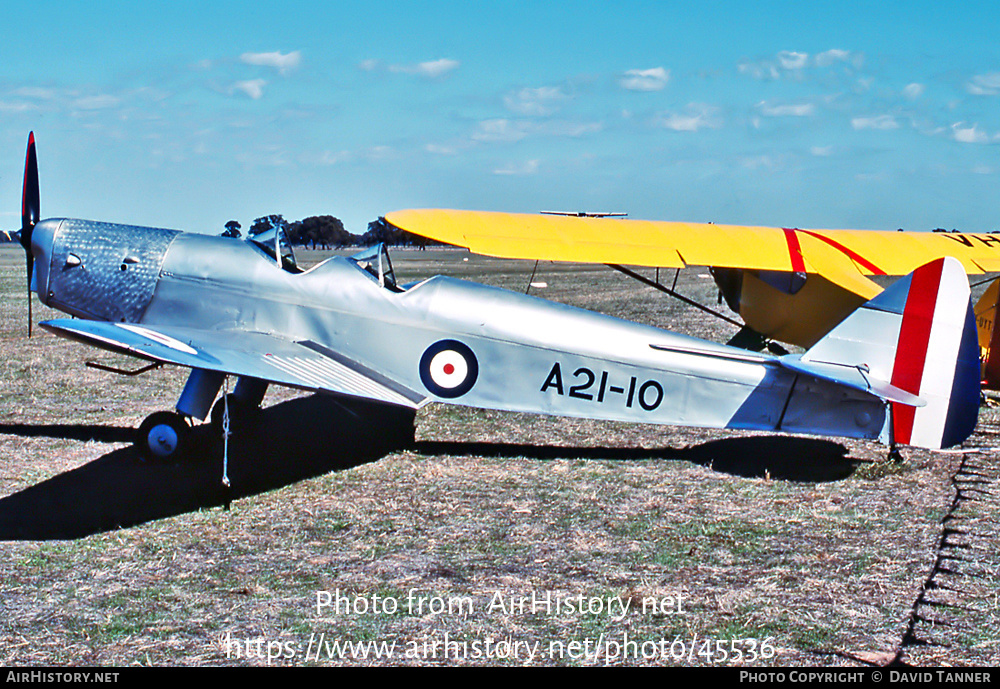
(420, 340, 479, 398)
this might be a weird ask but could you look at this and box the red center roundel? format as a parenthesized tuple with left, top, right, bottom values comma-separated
(419, 340, 479, 398)
(428, 350, 469, 389)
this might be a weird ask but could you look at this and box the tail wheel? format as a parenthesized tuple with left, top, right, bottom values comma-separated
(136, 411, 189, 461)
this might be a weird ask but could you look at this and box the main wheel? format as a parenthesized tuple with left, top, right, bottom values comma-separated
(136, 411, 189, 461)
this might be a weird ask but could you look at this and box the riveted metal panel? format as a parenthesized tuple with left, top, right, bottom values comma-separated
(47, 219, 179, 322)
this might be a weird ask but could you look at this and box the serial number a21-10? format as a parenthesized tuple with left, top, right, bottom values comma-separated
(540, 362, 665, 411)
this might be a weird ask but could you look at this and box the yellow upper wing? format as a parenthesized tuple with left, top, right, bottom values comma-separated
(386, 208, 1000, 302)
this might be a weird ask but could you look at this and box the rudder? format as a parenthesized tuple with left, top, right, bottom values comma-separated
(799, 257, 979, 449)
(888, 258, 979, 449)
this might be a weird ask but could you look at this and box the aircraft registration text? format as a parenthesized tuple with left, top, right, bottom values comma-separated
(540, 362, 665, 411)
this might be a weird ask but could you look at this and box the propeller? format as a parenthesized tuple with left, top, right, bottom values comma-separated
(20, 132, 39, 337)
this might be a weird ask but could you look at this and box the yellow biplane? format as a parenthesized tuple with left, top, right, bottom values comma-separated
(385, 209, 1000, 386)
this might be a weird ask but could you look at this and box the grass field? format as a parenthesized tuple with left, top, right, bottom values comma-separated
(0, 243, 997, 666)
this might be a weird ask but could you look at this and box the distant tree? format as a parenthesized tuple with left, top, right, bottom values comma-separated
(250, 214, 288, 236)
(361, 218, 393, 246)
(292, 215, 355, 249)
(222, 220, 242, 238)
(361, 217, 434, 248)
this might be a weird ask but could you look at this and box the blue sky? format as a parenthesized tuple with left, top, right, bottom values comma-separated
(3, 1, 1000, 235)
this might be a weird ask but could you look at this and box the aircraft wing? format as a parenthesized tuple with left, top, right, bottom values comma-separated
(385, 208, 1000, 281)
(40, 319, 427, 410)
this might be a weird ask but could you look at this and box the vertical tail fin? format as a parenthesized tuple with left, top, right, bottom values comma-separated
(799, 257, 980, 449)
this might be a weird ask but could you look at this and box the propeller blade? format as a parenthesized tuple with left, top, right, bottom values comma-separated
(20, 132, 39, 337)
(21, 131, 39, 248)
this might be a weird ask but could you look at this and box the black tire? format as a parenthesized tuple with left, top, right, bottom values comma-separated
(136, 411, 189, 462)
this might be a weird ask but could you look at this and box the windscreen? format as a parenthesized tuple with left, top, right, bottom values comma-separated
(249, 225, 299, 272)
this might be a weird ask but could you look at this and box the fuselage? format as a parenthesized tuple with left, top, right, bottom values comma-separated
(29, 218, 887, 441)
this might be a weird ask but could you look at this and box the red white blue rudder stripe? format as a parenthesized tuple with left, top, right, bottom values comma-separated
(887, 257, 980, 449)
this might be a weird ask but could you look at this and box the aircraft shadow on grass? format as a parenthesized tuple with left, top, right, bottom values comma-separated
(0, 395, 854, 540)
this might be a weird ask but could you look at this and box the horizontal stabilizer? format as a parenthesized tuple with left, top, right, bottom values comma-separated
(776, 357, 925, 407)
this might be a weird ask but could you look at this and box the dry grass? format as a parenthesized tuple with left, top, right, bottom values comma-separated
(0, 244, 997, 666)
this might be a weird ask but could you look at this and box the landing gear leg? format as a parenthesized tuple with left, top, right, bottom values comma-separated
(210, 377, 268, 435)
(209, 377, 269, 498)
(177, 369, 225, 421)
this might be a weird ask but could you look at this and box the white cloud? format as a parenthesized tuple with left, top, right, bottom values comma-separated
(757, 101, 815, 117)
(359, 58, 459, 77)
(655, 103, 722, 132)
(902, 83, 925, 99)
(739, 49, 859, 80)
(504, 86, 567, 116)
(540, 121, 602, 137)
(620, 67, 670, 91)
(241, 51, 301, 75)
(777, 51, 808, 69)
(318, 150, 353, 165)
(814, 49, 850, 67)
(740, 155, 777, 170)
(738, 61, 780, 80)
(422, 59, 460, 77)
(365, 145, 393, 159)
(73, 94, 120, 110)
(306, 147, 395, 164)
(425, 143, 458, 155)
(851, 115, 899, 130)
(472, 119, 530, 143)
(470, 117, 600, 144)
(13, 87, 57, 99)
(967, 72, 1000, 95)
(389, 58, 460, 78)
(232, 79, 267, 99)
(494, 159, 539, 175)
(810, 146, 833, 156)
(0, 101, 35, 112)
(952, 122, 990, 144)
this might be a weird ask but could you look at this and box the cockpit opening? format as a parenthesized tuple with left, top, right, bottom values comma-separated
(248, 225, 301, 273)
(349, 244, 403, 292)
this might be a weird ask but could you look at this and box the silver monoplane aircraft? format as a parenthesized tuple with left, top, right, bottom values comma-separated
(15, 134, 981, 462)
